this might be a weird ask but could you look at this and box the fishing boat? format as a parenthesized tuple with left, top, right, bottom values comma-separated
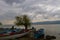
(34, 29, 44, 39)
(0, 28, 30, 40)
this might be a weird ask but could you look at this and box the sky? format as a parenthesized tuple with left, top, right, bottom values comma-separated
(0, 0, 60, 24)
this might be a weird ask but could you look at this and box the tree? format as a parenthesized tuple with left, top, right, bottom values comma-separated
(15, 15, 31, 30)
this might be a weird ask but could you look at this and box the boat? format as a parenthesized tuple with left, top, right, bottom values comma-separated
(0, 28, 21, 37)
(34, 29, 44, 39)
(0, 31, 30, 40)
(0, 28, 30, 40)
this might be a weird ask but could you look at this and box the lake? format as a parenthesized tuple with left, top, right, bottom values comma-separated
(32, 24, 60, 40)
(0, 24, 60, 40)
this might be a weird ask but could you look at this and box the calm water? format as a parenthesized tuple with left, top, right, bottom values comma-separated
(32, 24, 60, 40)
(0, 24, 60, 40)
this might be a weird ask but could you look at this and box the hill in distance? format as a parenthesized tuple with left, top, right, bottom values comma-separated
(32, 20, 60, 25)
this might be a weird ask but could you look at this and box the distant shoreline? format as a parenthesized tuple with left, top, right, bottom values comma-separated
(32, 24, 60, 25)
(32, 20, 60, 25)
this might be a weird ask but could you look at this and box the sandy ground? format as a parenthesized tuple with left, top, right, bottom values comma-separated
(9, 34, 45, 40)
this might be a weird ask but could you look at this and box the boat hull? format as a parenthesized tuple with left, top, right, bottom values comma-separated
(0, 31, 30, 40)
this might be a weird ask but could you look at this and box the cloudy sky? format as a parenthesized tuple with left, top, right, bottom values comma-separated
(0, 0, 60, 24)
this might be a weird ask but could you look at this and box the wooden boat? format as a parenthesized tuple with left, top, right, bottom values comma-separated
(0, 31, 30, 39)
(0, 29, 30, 40)
(34, 29, 44, 39)
(0, 29, 21, 36)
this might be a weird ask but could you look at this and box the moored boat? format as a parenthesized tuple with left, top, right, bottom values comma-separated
(34, 29, 44, 39)
(0, 28, 30, 40)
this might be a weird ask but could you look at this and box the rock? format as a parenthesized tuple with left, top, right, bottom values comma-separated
(46, 35, 56, 40)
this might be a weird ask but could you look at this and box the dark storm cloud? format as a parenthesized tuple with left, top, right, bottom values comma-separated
(3, 0, 25, 5)
(0, 11, 17, 21)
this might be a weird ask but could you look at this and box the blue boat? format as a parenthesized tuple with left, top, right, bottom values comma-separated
(34, 29, 44, 39)
(0, 28, 21, 36)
